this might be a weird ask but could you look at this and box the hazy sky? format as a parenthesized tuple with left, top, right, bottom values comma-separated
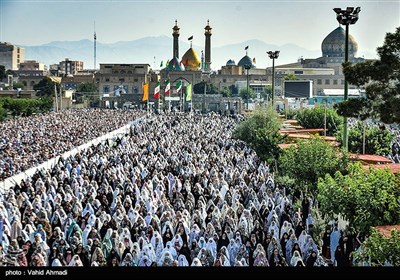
(1, 0, 399, 60)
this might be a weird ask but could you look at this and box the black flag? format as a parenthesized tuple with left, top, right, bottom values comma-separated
(188, 35, 193, 40)
(245, 46, 249, 50)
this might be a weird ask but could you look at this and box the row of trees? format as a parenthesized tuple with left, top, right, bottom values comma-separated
(0, 97, 53, 120)
(235, 104, 400, 265)
(292, 106, 394, 156)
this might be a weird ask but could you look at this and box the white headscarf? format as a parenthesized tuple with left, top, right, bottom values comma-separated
(51, 258, 63, 267)
(191, 257, 202, 267)
(68, 255, 83, 266)
(82, 224, 92, 246)
(178, 255, 189, 267)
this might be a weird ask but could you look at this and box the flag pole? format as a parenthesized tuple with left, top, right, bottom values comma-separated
(168, 74, 171, 113)
(183, 82, 186, 113)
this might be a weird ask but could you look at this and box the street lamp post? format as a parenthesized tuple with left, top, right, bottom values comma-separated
(203, 81, 207, 113)
(333, 6, 361, 151)
(244, 64, 251, 110)
(267, 51, 280, 109)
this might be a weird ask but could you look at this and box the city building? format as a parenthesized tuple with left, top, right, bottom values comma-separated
(0, 42, 25, 70)
(17, 60, 47, 76)
(270, 26, 367, 103)
(58, 58, 84, 76)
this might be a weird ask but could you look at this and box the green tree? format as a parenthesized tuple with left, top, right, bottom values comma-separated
(0, 97, 53, 118)
(260, 85, 272, 101)
(284, 73, 298, 80)
(336, 121, 394, 156)
(228, 84, 238, 96)
(220, 86, 231, 97)
(233, 105, 285, 164)
(12, 81, 24, 90)
(296, 106, 343, 136)
(0, 103, 7, 121)
(353, 228, 400, 266)
(2, 98, 28, 117)
(34, 77, 60, 97)
(279, 136, 349, 195)
(239, 87, 256, 101)
(317, 163, 400, 233)
(76, 82, 98, 93)
(193, 81, 219, 95)
(0, 65, 6, 80)
(284, 108, 298, 120)
(37, 97, 53, 112)
(335, 27, 400, 123)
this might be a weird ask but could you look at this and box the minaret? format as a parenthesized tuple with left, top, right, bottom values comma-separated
(172, 19, 180, 59)
(204, 19, 212, 72)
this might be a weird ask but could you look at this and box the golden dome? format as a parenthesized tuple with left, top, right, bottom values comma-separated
(181, 48, 201, 71)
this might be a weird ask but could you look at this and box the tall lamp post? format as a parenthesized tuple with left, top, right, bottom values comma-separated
(333, 6, 360, 151)
(267, 51, 280, 109)
(244, 64, 251, 110)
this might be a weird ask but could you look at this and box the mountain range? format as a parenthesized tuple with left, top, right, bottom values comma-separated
(22, 36, 325, 70)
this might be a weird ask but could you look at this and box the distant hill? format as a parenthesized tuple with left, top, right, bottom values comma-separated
(23, 36, 325, 70)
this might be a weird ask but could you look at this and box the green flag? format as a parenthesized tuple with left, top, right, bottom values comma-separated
(186, 83, 192, 102)
(176, 81, 182, 93)
(160, 60, 163, 67)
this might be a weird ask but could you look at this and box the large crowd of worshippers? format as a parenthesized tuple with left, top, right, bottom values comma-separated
(0, 112, 361, 267)
(0, 109, 144, 181)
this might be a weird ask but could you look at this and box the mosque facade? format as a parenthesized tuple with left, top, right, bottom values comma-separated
(44, 20, 368, 111)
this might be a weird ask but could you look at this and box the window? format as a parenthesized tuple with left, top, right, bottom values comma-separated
(103, 85, 110, 93)
(341, 80, 344, 85)
(294, 70, 303, 75)
(134, 78, 138, 82)
(119, 78, 125, 82)
(317, 79, 322, 85)
(105, 78, 110, 82)
(325, 79, 330, 85)
(333, 79, 338, 85)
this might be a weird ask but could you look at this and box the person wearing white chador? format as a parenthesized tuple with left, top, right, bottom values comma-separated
(227, 238, 238, 266)
(68, 255, 84, 266)
(150, 231, 164, 259)
(161, 241, 177, 260)
(330, 226, 340, 263)
(205, 237, 217, 259)
(253, 251, 269, 267)
(158, 251, 174, 266)
(191, 257, 202, 267)
(120, 252, 135, 266)
(303, 235, 318, 262)
(130, 242, 141, 264)
(285, 233, 297, 264)
(298, 230, 308, 254)
(178, 254, 189, 266)
(141, 243, 157, 263)
(290, 250, 305, 267)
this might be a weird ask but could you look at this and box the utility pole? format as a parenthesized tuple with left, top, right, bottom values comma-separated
(362, 120, 366, 154)
(324, 100, 327, 137)
(54, 84, 58, 112)
(203, 82, 207, 113)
